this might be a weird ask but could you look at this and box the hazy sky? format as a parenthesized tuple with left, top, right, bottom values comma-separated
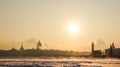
(0, 0, 120, 51)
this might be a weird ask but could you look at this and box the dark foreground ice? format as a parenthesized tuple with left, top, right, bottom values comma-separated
(0, 58, 120, 67)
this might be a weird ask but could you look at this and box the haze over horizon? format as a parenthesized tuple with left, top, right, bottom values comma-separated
(0, 0, 120, 51)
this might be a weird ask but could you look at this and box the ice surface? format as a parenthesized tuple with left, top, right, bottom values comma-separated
(0, 58, 120, 67)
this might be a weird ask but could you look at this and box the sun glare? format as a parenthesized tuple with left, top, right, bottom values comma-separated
(69, 22, 80, 35)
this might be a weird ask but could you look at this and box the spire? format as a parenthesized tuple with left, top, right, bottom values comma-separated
(20, 42, 24, 51)
(91, 42, 94, 55)
(109, 44, 113, 57)
(112, 42, 115, 49)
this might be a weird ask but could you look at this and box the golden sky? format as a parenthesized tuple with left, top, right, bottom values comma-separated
(0, 0, 120, 51)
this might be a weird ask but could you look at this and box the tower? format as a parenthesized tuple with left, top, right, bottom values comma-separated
(112, 42, 115, 49)
(92, 42, 94, 55)
(20, 43, 24, 51)
(109, 42, 115, 57)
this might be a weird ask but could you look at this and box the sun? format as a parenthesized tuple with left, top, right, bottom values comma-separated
(69, 22, 80, 35)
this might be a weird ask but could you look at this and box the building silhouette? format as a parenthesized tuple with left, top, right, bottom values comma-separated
(0, 40, 120, 58)
(10, 44, 17, 51)
(91, 42, 102, 56)
(105, 42, 120, 58)
(20, 43, 24, 52)
(36, 40, 42, 50)
(91, 42, 94, 55)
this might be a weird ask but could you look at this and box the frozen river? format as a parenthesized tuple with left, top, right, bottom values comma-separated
(0, 58, 120, 67)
